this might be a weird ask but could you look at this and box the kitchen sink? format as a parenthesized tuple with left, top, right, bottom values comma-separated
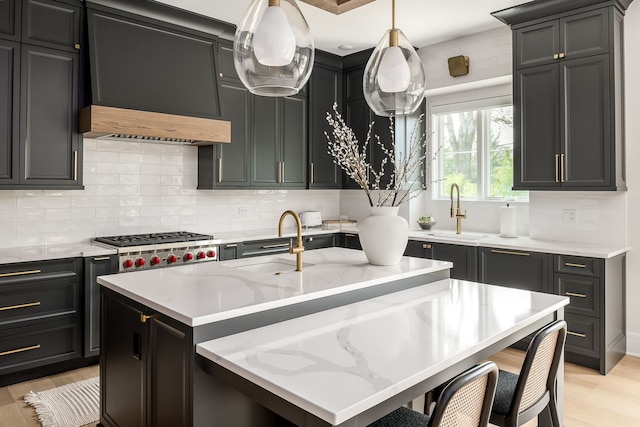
(227, 258, 313, 274)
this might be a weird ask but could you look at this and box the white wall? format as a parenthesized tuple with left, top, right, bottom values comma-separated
(623, 3, 640, 356)
(0, 139, 341, 248)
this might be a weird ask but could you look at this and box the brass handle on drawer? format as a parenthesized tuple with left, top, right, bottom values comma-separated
(225, 244, 238, 248)
(567, 331, 587, 338)
(555, 154, 560, 183)
(74, 151, 78, 181)
(565, 292, 587, 298)
(140, 314, 157, 323)
(0, 269, 42, 278)
(490, 249, 530, 257)
(93, 256, 111, 261)
(422, 244, 432, 249)
(565, 262, 586, 268)
(217, 158, 223, 183)
(344, 234, 356, 238)
(0, 301, 41, 311)
(0, 344, 41, 356)
(261, 243, 290, 249)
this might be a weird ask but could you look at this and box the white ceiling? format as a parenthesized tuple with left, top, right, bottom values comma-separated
(156, 0, 530, 55)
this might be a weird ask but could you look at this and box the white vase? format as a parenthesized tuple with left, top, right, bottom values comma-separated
(358, 206, 409, 265)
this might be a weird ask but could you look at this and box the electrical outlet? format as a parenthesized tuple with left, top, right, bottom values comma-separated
(237, 206, 247, 215)
(562, 209, 576, 224)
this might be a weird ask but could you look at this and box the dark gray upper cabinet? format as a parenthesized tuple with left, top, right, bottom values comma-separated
(0, 40, 19, 184)
(22, 0, 81, 52)
(86, 7, 221, 119)
(19, 44, 81, 187)
(251, 94, 307, 188)
(198, 80, 251, 189)
(0, 0, 20, 41)
(0, 0, 82, 189)
(506, 2, 627, 191)
(308, 53, 342, 188)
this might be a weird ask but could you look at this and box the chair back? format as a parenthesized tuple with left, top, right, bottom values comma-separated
(428, 361, 498, 427)
(511, 320, 567, 415)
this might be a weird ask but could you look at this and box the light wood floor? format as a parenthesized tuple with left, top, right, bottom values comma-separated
(1, 351, 638, 426)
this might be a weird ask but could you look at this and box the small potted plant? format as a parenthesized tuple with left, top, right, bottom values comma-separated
(417, 215, 436, 230)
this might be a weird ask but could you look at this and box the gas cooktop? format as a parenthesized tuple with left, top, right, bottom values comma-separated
(94, 231, 215, 248)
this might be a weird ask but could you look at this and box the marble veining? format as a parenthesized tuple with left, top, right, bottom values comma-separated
(97, 247, 452, 326)
(197, 280, 569, 425)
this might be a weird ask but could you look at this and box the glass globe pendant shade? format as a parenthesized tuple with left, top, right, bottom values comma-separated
(234, 0, 314, 97)
(363, 28, 426, 117)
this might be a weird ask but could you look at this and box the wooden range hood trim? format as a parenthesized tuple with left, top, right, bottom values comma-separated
(299, 0, 375, 14)
(79, 105, 231, 145)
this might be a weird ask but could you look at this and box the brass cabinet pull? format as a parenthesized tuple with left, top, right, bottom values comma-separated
(567, 331, 586, 338)
(490, 249, 530, 257)
(565, 262, 586, 268)
(93, 256, 111, 261)
(140, 314, 156, 323)
(310, 162, 314, 184)
(561, 154, 565, 182)
(261, 243, 290, 249)
(225, 244, 238, 248)
(281, 162, 285, 183)
(74, 151, 78, 181)
(74, 43, 80, 50)
(555, 154, 560, 183)
(0, 344, 40, 356)
(0, 269, 41, 278)
(565, 292, 587, 298)
(0, 301, 41, 311)
(344, 234, 356, 238)
(553, 53, 560, 59)
(422, 244, 432, 249)
(559, 52, 566, 59)
(217, 158, 222, 183)
(308, 237, 314, 242)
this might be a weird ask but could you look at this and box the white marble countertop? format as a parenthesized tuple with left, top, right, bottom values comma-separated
(97, 247, 452, 327)
(0, 242, 115, 264)
(196, 279, 569, 425)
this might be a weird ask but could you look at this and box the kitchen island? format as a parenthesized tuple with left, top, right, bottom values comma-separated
(97, 247, 568, 427)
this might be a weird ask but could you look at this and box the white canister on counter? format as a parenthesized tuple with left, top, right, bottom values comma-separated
(500, 204, 517, 237)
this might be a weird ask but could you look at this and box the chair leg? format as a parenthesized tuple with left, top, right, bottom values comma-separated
(548, 398, 561, 427)
(424, 390, 436, 414)
(537, 405, 554, 427)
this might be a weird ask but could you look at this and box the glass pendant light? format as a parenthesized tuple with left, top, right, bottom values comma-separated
(363, 0, 426, 116)
(234, 0, 314, 97)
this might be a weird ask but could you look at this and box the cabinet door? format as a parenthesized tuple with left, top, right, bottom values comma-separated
(304, 234, 336, 250)
(343, 98, 370, 189)
(198, 81, 251, 189)
(514, 63, 560, 189)
(515, 20, 559, 69)
(101, 292, 146, 427)
(309, 65, 341, 188)
(281, 95, 306, 187)
(342, 233, 362, 250)
(560, 8, 609, 60)
(479, 247, 551, 293)
(252, 95, 279, 186)
(84, 255, 117, 357)
(219, 242, 241, 261)
(22, 0, 81, 52)
(0, 40, 19, 184)
(404, 240, 432, 258)
(562, 55, 611, 187)
(148, 317, 191, 427)
(0, 0, 20, 41)
(432, 243, 477, 281)
(20, 44, 80, 187)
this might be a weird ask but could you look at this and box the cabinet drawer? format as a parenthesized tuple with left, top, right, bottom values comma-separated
(241, 238, 291, 258)
(0, 318, 81, 375)
(0, 276, 79, 327)
(555, 273, 599, 317)
(0, 257, 80, 283)
(22, 0, 81, 51)
(564, 313, 599, 358)
(555, 254, 600, 277)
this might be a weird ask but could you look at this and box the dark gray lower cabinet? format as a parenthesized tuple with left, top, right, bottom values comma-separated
(219, 242, 242, 261)
(341, 233, 362, 250)
(83, 254, 117, 357)
(479, 247, 552, 293)
(404, 240, 477, 281)
(0, 258, 82, 381)
(304, 233, 336, 250)
(101, 289, 192, 427)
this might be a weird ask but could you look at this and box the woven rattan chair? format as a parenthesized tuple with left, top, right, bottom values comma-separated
(490, 319, 567, 427)
(367, 361, 498, 427)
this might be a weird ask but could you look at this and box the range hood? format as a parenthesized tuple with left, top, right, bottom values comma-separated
(79, 105, 231, 146)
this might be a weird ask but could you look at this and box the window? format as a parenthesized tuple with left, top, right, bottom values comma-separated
(430, 94, 527, 201)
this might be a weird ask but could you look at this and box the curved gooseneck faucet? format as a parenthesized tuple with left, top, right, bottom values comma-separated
(450, 183, 467, 234)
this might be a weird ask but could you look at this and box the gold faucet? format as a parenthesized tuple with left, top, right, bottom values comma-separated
(278, 210, 305, 272)
(450, 183, 467, 234)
